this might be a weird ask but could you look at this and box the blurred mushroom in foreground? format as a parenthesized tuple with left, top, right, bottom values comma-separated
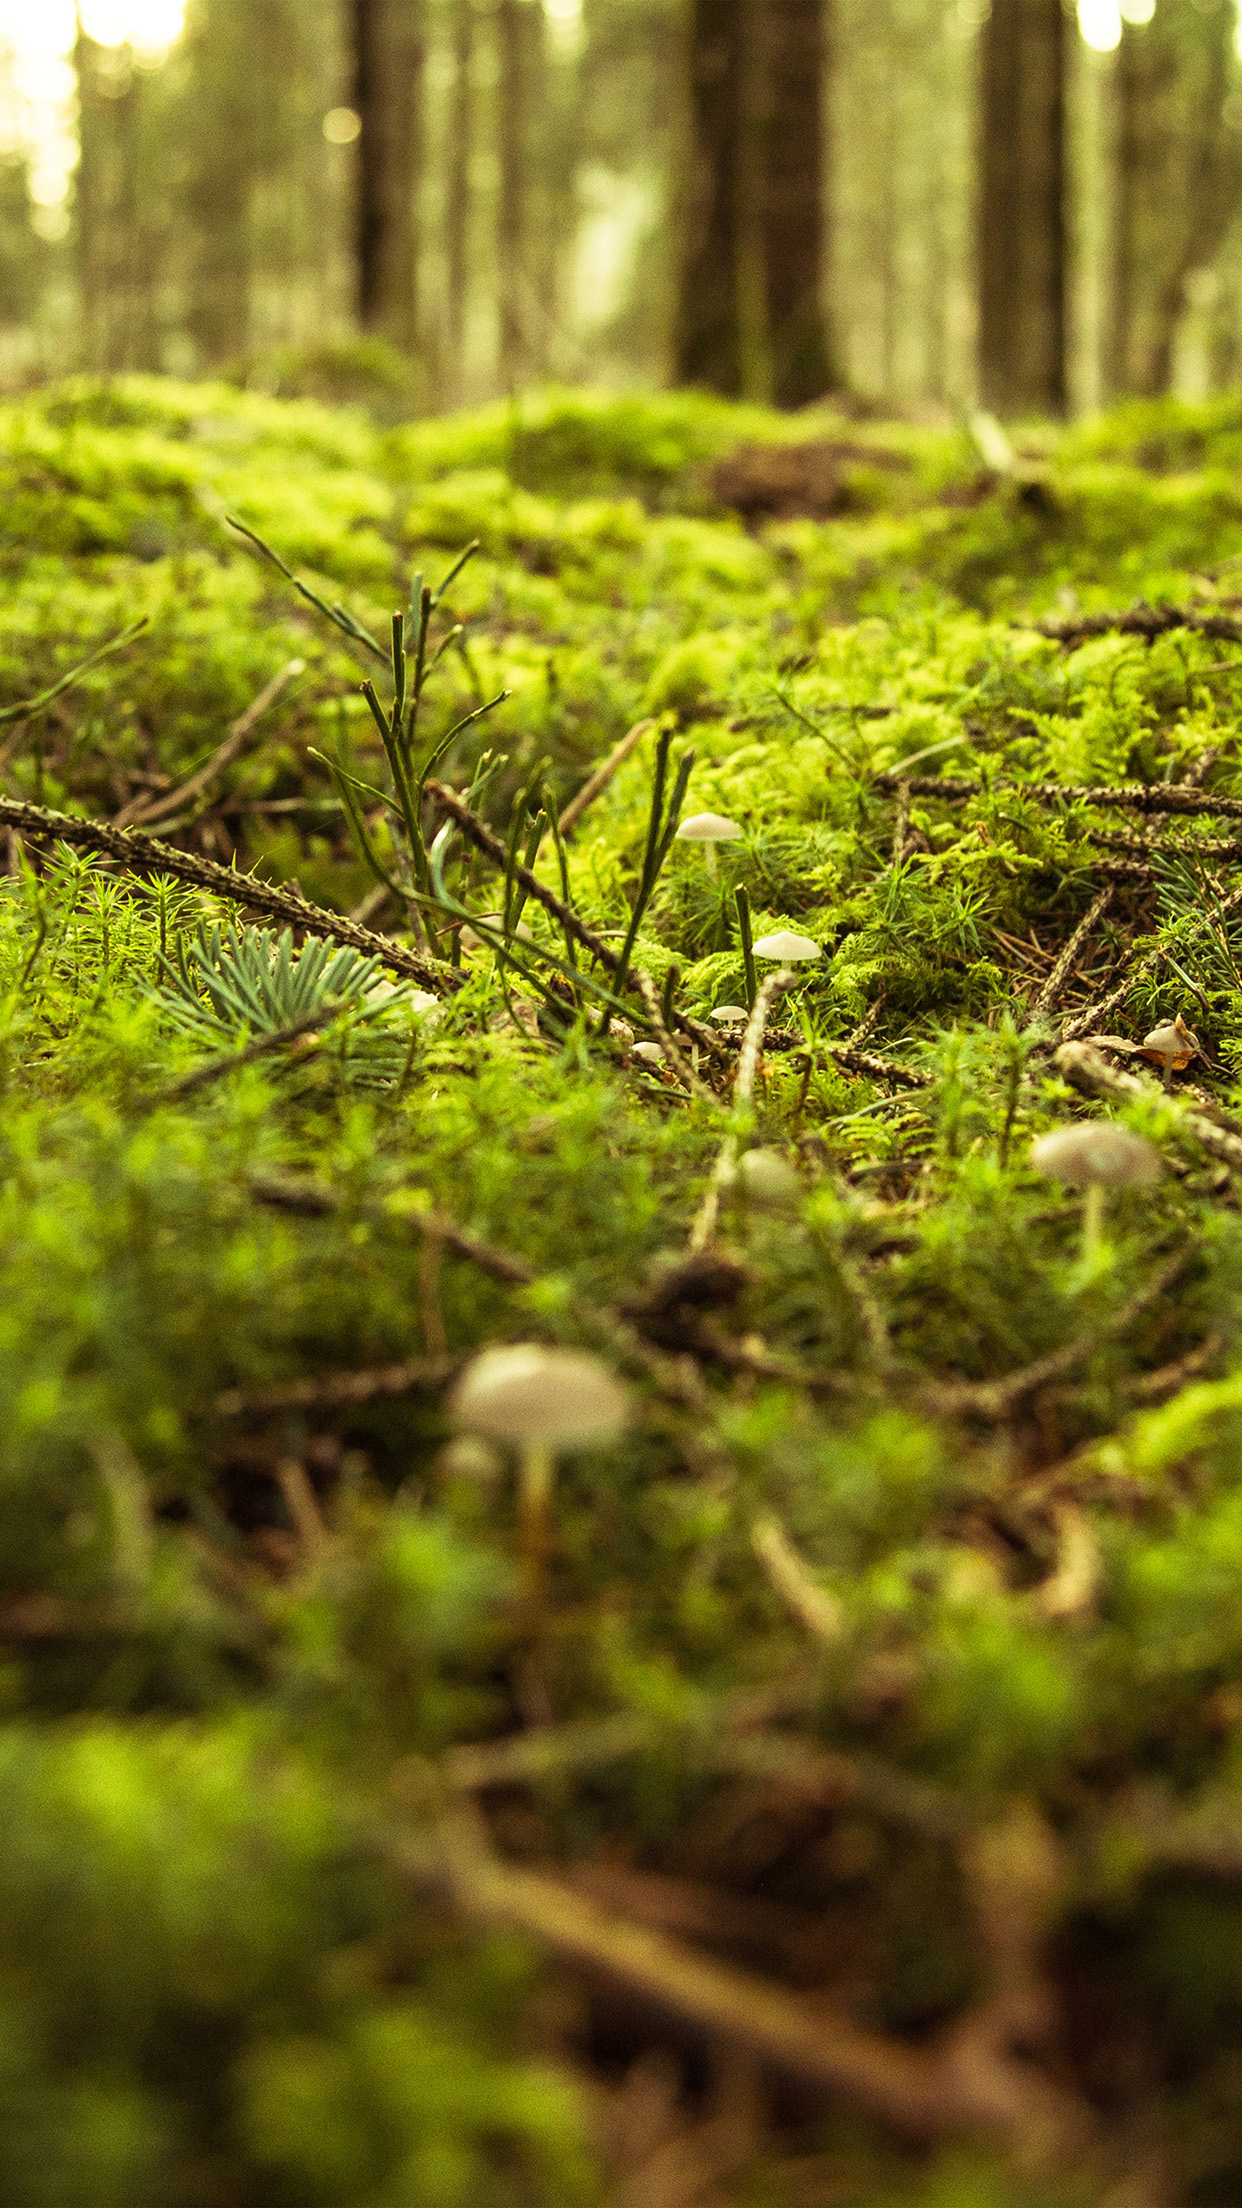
(1030, 1120, 1161, 1259)
(449, 1344, 629, 1581)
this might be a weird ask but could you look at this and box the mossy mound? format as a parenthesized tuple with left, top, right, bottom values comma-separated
(3, 377, 1242, 2202)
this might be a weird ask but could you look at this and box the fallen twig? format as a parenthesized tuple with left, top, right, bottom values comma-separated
(115, 657, 305, 829)
(425, 778, 724, 1058)
(1058, 878, 1242, 1041)
(689, 970, 794, 1250)
(870, 772, 1242, 821)
(157, 1004, 336, 1102)
(1056, 1040, 1242, 1173)
(821, 1041, 932, 1089)
(558, 719, 653, 837)
(752, 1516, 845, 1645)
(1028, 886, 1116, 1023)
(401, 1804, 1087, 2158)
(0, 795, 457, 993)
(0, 616, 149, 727)
(924, 1246, 1197, 1420)
(1032, 602, 1242, 648)
(213, 1356, 452, 1420)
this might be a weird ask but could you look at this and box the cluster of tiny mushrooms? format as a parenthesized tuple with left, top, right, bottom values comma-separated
(444, 795, 1204, 1520)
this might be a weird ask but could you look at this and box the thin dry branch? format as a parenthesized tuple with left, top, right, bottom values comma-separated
(924, 1247, 1197, 1420)
(820, 1041, 932, 1089)
(407, 1806, 1086, 2157)
(870, 772, 1242, 821)
(558, 718, 653, 837)
(1032, 603, 1242, 647)
(1059, 878, 1242, 1041)
(0, 795, 456, 992)
(752, 1515, 845, 1645)
(1056, 1041, 1242, 1172)
(689, 970, 793, 1250)
(114, 658, 304, 829)
(213, 1357, 452, 1420)
(1028, 886, 1116, 1022)
(249, 1172, 541, 1283)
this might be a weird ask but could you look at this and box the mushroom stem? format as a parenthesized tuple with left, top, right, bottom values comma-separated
(1162, 1053, 1174, 1093)
(1082, 1182, 1106, 1265)
(518, 1438, 556, 1585)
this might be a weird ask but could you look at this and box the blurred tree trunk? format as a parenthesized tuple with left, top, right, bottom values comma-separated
(444, 0, 474, 398)
(353, 0, 426, 349)
(496, 0, 533, 391)
(760, 0, 833, 404)
(977, 0, 1066, 414)
(74, 27, 106, 369)
(74, 35, 160, 371)
(1109, 0, 1240, 397)
(675, 0, 748, 393)
(677, 0, 832, 403)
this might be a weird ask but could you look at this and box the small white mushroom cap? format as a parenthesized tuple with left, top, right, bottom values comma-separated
(751, 930, 821, 963)
(710, 1004, 749, 1026)
(1142, 1015, 1200, 1065)
(449, 1344, 629, 1451)
(737, 1147, 802, 1212)
(632, 1041, 666, 1065)
(675, 812, 743, 843)
(1029, 1122, 1161, 1191)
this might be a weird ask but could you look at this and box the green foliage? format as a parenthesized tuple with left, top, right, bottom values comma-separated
(7, 380, 1242, 2200)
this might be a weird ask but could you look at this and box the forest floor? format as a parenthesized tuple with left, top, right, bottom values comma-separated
(6, 373, 1242, 2205)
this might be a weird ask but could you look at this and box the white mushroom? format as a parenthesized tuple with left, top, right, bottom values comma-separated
(632, 1041, 666, 1066)
(1030, 1121, 1161, 1258)
(675, 811, 742, 878)
(1141, 1014, 1201, 1091)
(751, 930, 821, 963)
(675, 811, 742, 844)
(449, 1344, 629, 1583)
(710, 1004, 749, 1027)
(736, 1147, 802, 1214)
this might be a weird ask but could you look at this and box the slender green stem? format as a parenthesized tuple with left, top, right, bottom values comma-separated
(735, 886, 757, 1010)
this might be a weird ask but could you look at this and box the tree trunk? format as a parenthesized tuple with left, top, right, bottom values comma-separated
(74, 27, 106, 369)
(353, 0, 425, 349)
(675, 0, 748, 394)
(759, 0, 833, 404)
(1109, 0, 1240, 397)
(444, 0, 474, 399)
(977, 0, 1066, 415)
(496, 0, 529, 392)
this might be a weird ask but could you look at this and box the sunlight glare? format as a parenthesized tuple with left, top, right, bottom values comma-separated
(79, 0, 186, 57)
(1078, 0, 1122, 47)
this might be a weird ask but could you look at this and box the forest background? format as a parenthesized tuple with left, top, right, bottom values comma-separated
(5, 0, 1242, 423)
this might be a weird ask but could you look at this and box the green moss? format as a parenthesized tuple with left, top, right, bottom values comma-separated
(6, 378, 1242, 2200)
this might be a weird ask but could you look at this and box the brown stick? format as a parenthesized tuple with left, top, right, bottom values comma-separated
(925, 1245, 1197, 1421)
(891, 779, 912, 867)
(0, 794, 456, 993)
(558, 719, 653, 837)
(1056, 1041, 1242, 1173)
(249, 1172, 541, 1283)
(114, 658, 305, 829)
(425, 779, 724, 1059)
(689, 970, 793, 1250)
(1028, 885, 1115, 1022)
(1032, 604, 1242, 647)
(821, 1042, 932, 1089)
(870, 772, 1242, 821)
(214, 1356, 452, 1420)
(414, 1808, 1079, 2151)
(1059, 876, 1242, 1042)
